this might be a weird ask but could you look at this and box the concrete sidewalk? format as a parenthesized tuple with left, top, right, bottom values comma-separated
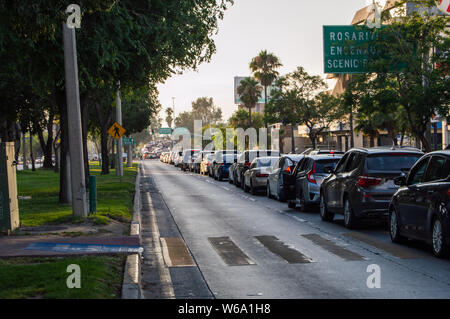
(0, 235, 140, 257)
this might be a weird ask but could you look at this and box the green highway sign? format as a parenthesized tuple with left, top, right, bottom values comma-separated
(159, 127, 173, 135)
(122, 137, 135, 145)
(323, 25, 382, 74)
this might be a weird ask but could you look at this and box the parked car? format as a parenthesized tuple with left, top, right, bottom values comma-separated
(188, 153, 199, 172)
(234, 150, 280, 189)
(267, 155, 304, 201)
(286, 154, 342, 210)
(213, 153, 238, 181)
(319, 147, 424, 229)
(210, 150, 241, 179)
(243, 157, 280, 195)
(388, 150, 450, 257)
(308, 149, 344, 155)
(181, 149, 200, 171)
(200, 154, 214, 175)
(194, 151, 214, 174)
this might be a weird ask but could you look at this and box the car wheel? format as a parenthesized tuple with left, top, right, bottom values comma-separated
(243, 178, 249, 193)
(288, 200, 296, 209)
(218, 174, 223, 181)
(389, 207, 406, 244)
(432, 216, 447, 258)
(320, 193, 334, 222)
(241, 175, 246, 190)
(250, 181, 257, 195)
(267, 184, 272, 198)
(344, 198, 357, 229)
(278, 182, 286, 202)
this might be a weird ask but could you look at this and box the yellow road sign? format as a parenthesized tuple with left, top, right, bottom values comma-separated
(108, 122, 126, 140)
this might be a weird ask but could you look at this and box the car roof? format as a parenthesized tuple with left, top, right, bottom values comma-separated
(245, 150, 279, 153)
(425, 150, 450, 157)
(305, 154, 343, 160)
(349, 146, 424, 155)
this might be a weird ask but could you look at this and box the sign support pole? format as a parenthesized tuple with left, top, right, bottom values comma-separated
(63, 23, 87, 218)
(116, 82, 123, 178)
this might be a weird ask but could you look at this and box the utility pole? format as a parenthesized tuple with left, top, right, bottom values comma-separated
(63, 22, 87, 218)
(116, 82, 123, 178)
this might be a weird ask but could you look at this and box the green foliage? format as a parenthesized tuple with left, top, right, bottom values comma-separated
(17, 163, 137, 227)
(237, 77, 263, 126)
(0, 256, 125, 299)
(355, 0, 450, 151)
(174, 97, 223, 132)
(265, 67, 343, 148)
(229, 109, 264, 130)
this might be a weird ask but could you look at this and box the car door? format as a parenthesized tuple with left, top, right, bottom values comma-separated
(399, 156, 430, 237)
(326, 152, 351, 210)
(295, 158, 311, 202)
(270, 158, 282, 193)
(415, 155, 448, 238)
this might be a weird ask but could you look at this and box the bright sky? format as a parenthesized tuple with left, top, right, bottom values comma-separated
(157, 0, 387, 126)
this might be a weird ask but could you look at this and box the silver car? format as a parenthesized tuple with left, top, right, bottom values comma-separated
(286, 155, 342, 210)
(243, 157, 280, 195)
(267, 155, 304, 201)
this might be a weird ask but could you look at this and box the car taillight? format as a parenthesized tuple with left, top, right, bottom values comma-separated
(307, 163, 316, 184)
(221, 163, 225, 166)
(244, 162, 251, 167)
(285, 166, 291, 173)
(447, 189, 450, 196)
(357, 175, 382, 188)
(256, 173, 268, 178)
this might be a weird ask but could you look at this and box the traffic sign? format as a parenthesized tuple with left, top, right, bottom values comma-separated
(122, 137, 135, 145)
(159, 127, 173, 135)
(323, 25, 382, 74)
(108, 122, 126, 140)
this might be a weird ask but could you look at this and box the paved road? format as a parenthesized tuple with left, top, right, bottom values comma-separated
(140, 160, 450, 299)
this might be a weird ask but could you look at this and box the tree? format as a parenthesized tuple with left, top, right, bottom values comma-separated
(165, 108, 174, 128)
(363, 0, 450, 151)
(249, 50, 282, 116)
(266, 67, 343, 149)
(174, 97, 223, 133)
(229, 109, 264, 130)
(237, 77, 263, 127)
(191, 97, 223, 125)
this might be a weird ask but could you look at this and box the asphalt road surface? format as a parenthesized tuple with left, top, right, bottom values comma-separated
(139, 160, 450, 299)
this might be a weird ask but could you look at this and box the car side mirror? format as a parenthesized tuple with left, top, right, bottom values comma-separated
(393, 175, 406, 186)
(324, 166, 334, 174)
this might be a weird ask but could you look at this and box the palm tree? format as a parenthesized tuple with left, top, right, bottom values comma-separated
(237, 77, 262, 127)
(249, 50, 282, 112)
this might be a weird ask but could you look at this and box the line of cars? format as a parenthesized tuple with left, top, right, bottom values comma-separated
(160, 147, 450, 258)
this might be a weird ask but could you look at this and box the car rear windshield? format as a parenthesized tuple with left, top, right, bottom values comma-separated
(315, 159, 340, 173)
(257, 158, 279, 167)
(222, 154, 237, 163)
(366, 153, 422, 171)
(248, 151, 279, 162)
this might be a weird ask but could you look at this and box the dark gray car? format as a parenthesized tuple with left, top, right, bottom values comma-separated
(319, 147, 424, 229)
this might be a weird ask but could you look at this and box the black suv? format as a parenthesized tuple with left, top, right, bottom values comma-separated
(319, 147, 424, 229)
(389, 150, 450, 258)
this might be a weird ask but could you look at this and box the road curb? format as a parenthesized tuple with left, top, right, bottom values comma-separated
(122, 163, 143, 299)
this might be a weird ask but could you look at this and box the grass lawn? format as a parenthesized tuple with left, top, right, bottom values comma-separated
(17, 162, 138, 227)
(0, 255, 126, 299)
